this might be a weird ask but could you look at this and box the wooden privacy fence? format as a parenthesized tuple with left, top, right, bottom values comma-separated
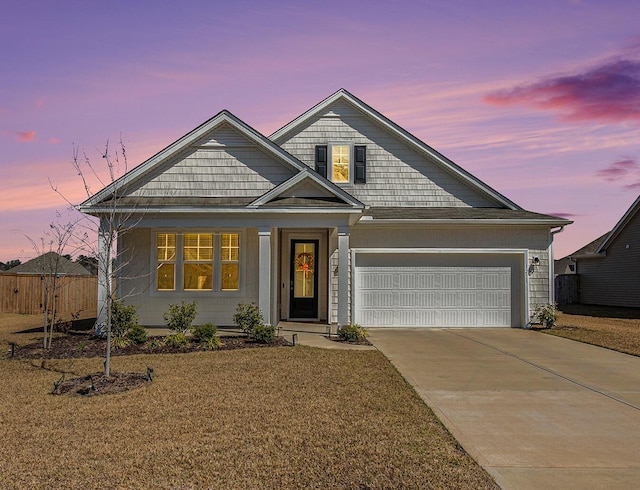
(554, 274, 579, 306)
(0, 273, 97, 319)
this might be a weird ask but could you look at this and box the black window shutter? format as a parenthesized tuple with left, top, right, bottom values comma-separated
(315, 145, 328, 178)
(354, 145, 366, 183)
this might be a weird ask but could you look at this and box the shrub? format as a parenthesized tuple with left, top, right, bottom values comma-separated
(191, 323, 218, 342)
(531, 303, 557, 328)
(200, 336, 222, 350)
(111, 298, 140, 337)
(338, 324, 368, 342)
(126, 324, 148, 344)
(111, 335, 132, 349)
(163, 332, 189, 348)
(144, 338, 164, 350)
(233, 302, 264, 335)
(251, 324, 276, 344)
(164, 301, 198, 334)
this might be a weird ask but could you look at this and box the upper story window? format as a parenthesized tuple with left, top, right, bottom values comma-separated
(315, 144, 366, 184)
(331, 145, 350, 183)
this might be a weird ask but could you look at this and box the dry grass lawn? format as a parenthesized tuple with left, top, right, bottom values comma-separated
(0, 314, 497, 489)
(544, 304, 640, 356)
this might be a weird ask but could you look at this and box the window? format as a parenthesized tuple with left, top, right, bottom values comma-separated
(315, 144, 366, 184)
(156, 232, 241, 292)
(221, 233, 239, 290)
(157, 233, 176, 290)
(183, 233, 213, 290)
(331, 145, 350, 183)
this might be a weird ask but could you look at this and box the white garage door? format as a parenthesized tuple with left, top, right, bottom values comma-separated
(355, 266, 511, 327)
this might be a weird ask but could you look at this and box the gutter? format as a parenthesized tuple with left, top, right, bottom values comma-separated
(356, 218, 572, 226)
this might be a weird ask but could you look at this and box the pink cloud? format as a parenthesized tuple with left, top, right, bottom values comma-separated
(624, 181, 640, 190)
(595, 158, 639, 181)
(15, 131, 36, 142)
(48, 137, 61, 144)
(484, 59, 640, 123)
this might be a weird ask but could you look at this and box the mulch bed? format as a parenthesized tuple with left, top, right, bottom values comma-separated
(53, 371, 151, 397)
(6, 332, 290, 360)
(7, 333, 291, 397)
(327, 336, 372, 346)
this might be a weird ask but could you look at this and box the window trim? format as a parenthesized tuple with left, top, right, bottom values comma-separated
(153, 230, 243, 295)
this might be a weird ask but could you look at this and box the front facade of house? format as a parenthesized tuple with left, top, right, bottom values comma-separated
(80, 90, 570, 328)
(574, 195, 640, 308)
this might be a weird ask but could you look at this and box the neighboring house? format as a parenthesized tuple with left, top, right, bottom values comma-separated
(554, 232, 608, 275)
(79, 89, 570, 328)
(4, 252, 93, 276)
(573, 195, 640, 308)
(0, 252, 96, 316)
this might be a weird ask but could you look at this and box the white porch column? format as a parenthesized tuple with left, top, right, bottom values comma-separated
(337, 228, 350, 327)
(96, 217, 111, 328)
(258, 228, 272, 325)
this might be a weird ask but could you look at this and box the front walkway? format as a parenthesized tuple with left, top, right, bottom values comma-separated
(368, 328, 640, 490)
(277, 322, 376, 350)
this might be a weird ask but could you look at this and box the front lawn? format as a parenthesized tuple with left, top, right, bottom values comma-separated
(0, 314, 497, 489)
(543, 304, 640, 356)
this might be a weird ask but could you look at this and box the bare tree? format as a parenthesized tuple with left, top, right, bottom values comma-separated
(53, 138, 145, 376)
(23, 213, 84, 348)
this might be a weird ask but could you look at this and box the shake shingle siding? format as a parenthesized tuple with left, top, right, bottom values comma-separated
(279, 101, 497, 208)
(131, 123, 295, 198)
(578, 210, 640, 308)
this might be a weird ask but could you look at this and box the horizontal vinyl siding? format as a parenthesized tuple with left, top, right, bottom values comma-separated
(117, 228, 259, 326)
(279, 100, 497, 208)
(579, 212, 640, 308)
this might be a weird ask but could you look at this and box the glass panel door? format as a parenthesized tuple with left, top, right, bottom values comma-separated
(290, 240, 319, 319)
(294, 242, 315, 298)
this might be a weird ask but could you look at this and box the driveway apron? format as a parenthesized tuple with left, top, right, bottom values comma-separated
(368, 328, 640, 490)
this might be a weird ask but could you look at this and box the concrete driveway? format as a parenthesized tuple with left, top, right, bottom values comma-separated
(368, 328, 640, 490)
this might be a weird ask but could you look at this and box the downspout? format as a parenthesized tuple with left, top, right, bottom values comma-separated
(548, 226, 566, 303)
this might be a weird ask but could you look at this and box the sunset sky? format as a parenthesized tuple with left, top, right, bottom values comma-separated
(2, 0, 640, 262)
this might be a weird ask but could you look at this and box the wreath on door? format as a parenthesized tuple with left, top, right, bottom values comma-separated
(295, 252, 314, 278)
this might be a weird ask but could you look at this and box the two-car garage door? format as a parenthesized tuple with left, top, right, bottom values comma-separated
(353, 252, 522, 328)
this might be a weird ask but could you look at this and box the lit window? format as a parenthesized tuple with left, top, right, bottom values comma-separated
(221, 233, 239, 290)
(156, 232, 241, 292)
(331, 145, 350, 183)
(183, 234, 213, 290)
(157, 233, 176, 290)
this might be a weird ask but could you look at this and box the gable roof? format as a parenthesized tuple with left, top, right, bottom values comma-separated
(4, 252, 93, 276)
(78, 110, 335, 212)
(249, 171, 363, 209)
(270, 88, 520, 210)
(595, 195, 640, 254)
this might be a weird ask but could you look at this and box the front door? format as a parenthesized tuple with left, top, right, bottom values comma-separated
(289, 240, 319, 319)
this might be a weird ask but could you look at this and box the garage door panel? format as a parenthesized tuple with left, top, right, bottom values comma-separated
(355, 265, 513, 327)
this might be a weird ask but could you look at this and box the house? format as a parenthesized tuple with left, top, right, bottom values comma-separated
(79, 89, 570, 328)
(554, 232, 608, 275)
(572, 195, 640, 308)
(3, 252, 93, 276)
(0, 252, 96, 316)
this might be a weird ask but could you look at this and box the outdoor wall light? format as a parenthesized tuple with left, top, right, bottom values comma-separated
(528, 257, 540, 276)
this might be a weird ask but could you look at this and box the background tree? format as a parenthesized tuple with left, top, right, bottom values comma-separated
(1, 259, 22, 271)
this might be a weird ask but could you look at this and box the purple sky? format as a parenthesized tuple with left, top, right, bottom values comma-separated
(2, 0, 640, 261)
